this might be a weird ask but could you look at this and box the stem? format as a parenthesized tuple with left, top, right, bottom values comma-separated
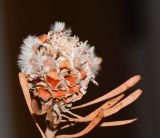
(45, 127, 57, 138)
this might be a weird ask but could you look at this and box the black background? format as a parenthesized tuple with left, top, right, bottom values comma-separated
(0, 0, 160, 138)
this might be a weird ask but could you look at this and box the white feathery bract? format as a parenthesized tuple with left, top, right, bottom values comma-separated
(18, 36, 41, 74)
(51, 21, 66, 32)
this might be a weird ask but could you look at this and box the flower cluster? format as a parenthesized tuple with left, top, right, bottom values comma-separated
(18, 22, 102, 114)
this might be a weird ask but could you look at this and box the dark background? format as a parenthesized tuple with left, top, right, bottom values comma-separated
(0, 0, 160, 138)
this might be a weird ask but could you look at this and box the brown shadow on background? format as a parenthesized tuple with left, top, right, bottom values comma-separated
(2, 0, 160, 138)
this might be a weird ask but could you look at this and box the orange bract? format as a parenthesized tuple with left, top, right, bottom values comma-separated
(46, 77, 60, 89)
(38, 87, 52, 101)
(38, 34, 49, 43)
(79, 70, 87, 79)
(60, 60, 71, 70)
(52, 90, 67, 99)
(68, 85, 80, 94)
(65, 74, 78, 86)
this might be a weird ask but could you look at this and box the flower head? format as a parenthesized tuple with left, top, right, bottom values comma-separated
(18, 22, 102, 109)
